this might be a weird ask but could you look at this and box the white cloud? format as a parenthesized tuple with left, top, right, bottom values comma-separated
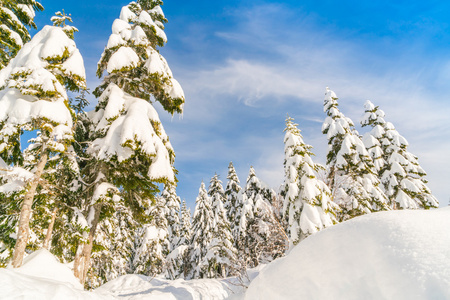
(166, 3, 450, 206)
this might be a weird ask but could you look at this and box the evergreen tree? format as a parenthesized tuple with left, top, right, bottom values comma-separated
(322, 88, 389, 221)
(87, 201, 135, 288)
(186, 181, 214, 279)
(361, 100, 439, 209)
(161, 183, 181, 250)
(237, 167, 285, 268)
(179, 199, 191, 246)
(282, 116, 339, 248)
(0, 0, 43, 69)
(132, 194, 170, 277)
(207, 174, 237, 278)
(164, 199, 190, 279)
(224, 161, 242, 243)
(0, 19, 86, 267)
(73, 0, 184, 284)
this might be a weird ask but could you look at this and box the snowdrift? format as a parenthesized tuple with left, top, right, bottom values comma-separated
(0, 249, 105, 299)
(246, 207, 450, 300)
(2, 208, 450, 299)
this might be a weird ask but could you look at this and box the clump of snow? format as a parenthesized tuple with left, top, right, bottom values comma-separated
(246, 208, 450, 300)
(106, 46, 139, 73)
(90, 83, 175, 182)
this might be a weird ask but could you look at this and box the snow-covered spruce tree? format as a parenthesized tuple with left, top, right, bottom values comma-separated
(361, 100, 438, 209)
(179, 199, 191, 246)
(321, 88, 389, 221)
(186, 181, 214, 279)
(161, 183, 181, 250)
(224, 161, 242, 243)
(131, 194, 170, 278)
(0, 0, 43, 69)
(207, 174, 237, 278)
(74, 0, 184, 285)
(160, 183, 185, 279)
(164, 199, 190, 279)
(0, 20, 86, 267)
(87, 199, 136, 288)
(282, 116, 339, 248)
(237, 167, 286, 268)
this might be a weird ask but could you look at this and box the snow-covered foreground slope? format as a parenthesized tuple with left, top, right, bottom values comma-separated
(0, 247, 261, 299)
(246, 207, 450, 300)
(1, 208, 450, 299)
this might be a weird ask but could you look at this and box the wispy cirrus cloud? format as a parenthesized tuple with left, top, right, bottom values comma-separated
(162, 2, 450, 205)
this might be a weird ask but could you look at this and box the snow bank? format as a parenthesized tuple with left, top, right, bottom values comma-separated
(13, 249, 82, 288)
(97, 266, 264, 300)
(246, 208, 450, 300)
(0, 249, 105, 299)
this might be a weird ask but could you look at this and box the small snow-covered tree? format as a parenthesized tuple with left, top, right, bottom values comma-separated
(0, 20, 86, 267)
(361, 100, 439, 209)
(224, 161, 242, 243)
(0, 0, 43, 68)
(161, 183, 181, 250)
(237, 167, 285, 268)
(132, 194, 170, 277)
(282, 116, 339, 248)
(164, 199, 190, 279)
(179, 199, 191, 246)
(322, 88, 389, 221)
(207, 174, 237, 278)
(186, 181, 214, 279)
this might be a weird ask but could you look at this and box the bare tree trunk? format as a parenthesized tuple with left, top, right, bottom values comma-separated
(43, 207, 58, 250)
(73, 203, 102, 285)
(12, 151, 48, 268)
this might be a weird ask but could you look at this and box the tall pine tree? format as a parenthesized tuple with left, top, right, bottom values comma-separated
(74, 0, 184, 284)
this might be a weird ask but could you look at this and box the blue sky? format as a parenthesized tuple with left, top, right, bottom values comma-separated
(34, 0, 450, 208)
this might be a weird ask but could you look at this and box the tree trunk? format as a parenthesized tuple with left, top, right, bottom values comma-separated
(12, 151, 48, 268)
(43, 207, 58, 250)
(73, 203, 102, 285)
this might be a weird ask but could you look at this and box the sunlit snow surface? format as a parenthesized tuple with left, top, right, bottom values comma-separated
(1, 208, 450, 299)
(246, 207, 450, 300)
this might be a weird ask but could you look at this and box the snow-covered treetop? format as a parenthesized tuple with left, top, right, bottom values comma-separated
(321, 88, 356, 139)
(51, 10, 78, 39)
(0, 0, 44, 69)
(226, 161, 240, 185)
(89, 83, 175, 183)
(0, 25, 86, 96)
(0, 25, 86, 159)
(95, 0, 184, 115)
(360, 100, 386, 127)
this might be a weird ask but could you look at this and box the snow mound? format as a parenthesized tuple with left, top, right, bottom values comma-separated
(246, 208, 450, 300)
(97, 266, 265, 299)
(1, 249, 105, 299)
(13, 249, 82, 288)
(98, 274, 232, 299)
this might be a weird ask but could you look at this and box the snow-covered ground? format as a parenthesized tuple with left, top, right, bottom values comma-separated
(2, 208, 450, 299)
